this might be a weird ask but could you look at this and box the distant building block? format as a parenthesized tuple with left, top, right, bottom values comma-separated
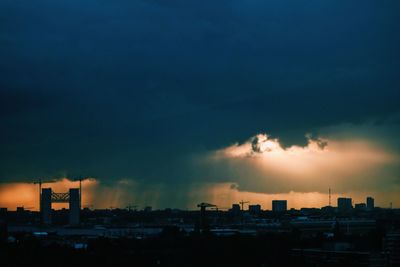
(337, 198, 352, 213)
(366, 197, 374, 210)
(40, 187, 81, 226)
(272, 200, 287, 212)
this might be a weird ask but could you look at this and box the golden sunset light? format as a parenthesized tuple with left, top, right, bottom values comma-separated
(1, 1, 400, 265)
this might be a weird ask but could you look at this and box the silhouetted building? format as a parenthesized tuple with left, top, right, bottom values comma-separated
(0, 208, 7, 219)
(40, 187, 81, 226)
(366, 197, 374, 210)
(272, 200, 287, 212)
(231, 204, 241, 215)
(248, 204, 261, 214)
(16, 207, 25, 213)
(69, 188, 80, 225)
(41, 188, 52, 225)
(337, 198, 352, 213)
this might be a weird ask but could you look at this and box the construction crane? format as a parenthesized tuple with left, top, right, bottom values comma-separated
(33, 178, 57, 225)
(329, 188, 331, 206)
(74, 177, 83, 208)
(72, 175, 96, 211)
(239, 200, 249, 211)
(73, 176, 93, 208)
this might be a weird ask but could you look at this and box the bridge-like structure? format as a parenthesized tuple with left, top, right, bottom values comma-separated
(34, 178, 83, 226)
(41, 188, 81, 225)
(51, 192, 70, 203)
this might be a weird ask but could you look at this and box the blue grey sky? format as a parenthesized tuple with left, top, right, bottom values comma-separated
(1, 0, 399, 207)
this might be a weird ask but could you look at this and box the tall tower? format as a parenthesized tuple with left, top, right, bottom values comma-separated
(366, 197, 374, 210)
(69, 188, 80, 225)
(41, 188, 52, 225)
(329, 188, 331, 207)
(39, 187, 81, 226)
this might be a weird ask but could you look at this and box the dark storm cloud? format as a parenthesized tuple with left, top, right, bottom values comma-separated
(0, 90, 52, 117)
(0, 0, 399, 204)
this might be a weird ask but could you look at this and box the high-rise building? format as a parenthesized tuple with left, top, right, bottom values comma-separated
(337, 197, 352, 213)
(272, 200, 287, 212)
(69, 188, 80, 225)
(41, 188, 52, 225)
(366, 197, 374, 210)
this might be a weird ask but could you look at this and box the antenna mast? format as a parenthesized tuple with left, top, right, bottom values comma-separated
(329, 188, 331, 207)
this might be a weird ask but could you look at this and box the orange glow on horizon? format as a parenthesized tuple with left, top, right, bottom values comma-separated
(199, 182, 399, 210)
(0, 178, 97, 211)
(0, 179, 398, 211)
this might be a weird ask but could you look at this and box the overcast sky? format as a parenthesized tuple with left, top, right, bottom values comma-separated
(1, 0, 399, 209)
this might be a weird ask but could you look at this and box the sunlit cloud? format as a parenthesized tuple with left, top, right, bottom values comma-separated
(1, 125, 399, 210)
(209, 132, 399, 195)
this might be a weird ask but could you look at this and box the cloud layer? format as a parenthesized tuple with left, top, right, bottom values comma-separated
(208, 129, 399, 195)
(0, 1, 400, 208)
